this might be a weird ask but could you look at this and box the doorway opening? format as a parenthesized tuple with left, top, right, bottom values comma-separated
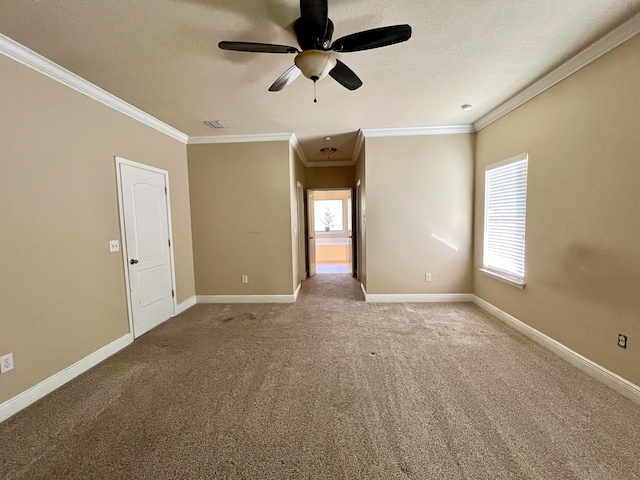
(309, 189, 352, 275)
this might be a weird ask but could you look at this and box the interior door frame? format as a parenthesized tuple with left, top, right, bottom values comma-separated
(115, 156, 177, 338)
(307, 190, 316, 277)
(307, 187, 354, 274)
(296, 181, 307, 281)
(352, 183, 359, 279)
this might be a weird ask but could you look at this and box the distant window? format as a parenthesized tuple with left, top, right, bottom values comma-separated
(483, 153, 528, 285)
(315, 200, 343, 232)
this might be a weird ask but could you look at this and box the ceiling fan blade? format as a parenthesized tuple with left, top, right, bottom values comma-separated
(296, 0, 332, 50)
(269, 65, 302, 91)
(329, 60, 363, 91)
(331, 24, 412, 52)
(218, 41, 299, 54)
(299, 0, 328, 31)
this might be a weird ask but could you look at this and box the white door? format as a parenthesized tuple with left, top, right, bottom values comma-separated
(118, 160, 175, 337)
(307, 190, 316, 277)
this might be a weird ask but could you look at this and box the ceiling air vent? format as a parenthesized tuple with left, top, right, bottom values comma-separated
(204, 120, 227, 129)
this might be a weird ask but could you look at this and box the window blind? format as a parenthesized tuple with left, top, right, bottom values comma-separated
(483, 153, 528, 282)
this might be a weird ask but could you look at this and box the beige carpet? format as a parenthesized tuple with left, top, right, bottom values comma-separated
(1, 274, 639, 479)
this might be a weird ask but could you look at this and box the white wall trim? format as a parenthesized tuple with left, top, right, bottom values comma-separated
(0, 34, 188, 144)
(197, 294, 296, 304)
(474, 13, 640, 131)
(361, 125, 475, 137)
(0, 333, 133, 424)
(176, 295, 197, 315)
(188, 133, 293, 145)
(316, 237, 350, 246)
(364, 293, 473, 303)
(290, 133, 310, 167)
(352, 130, 365, 164)
(293, 284, 302, 302)
(472, 296, 640, 406)
(306, 160, 356, 168)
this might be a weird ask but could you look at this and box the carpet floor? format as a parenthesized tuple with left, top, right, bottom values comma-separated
(1, 274, 639, 479)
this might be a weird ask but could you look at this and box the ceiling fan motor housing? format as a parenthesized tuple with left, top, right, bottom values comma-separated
(295, 17, 334, 50)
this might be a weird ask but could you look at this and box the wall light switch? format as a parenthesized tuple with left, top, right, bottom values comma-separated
(109, 240, 120, 252)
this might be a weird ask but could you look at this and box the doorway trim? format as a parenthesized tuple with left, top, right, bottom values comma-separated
(115, 156, 177, 338)
(308, 187, 354, 275)
(296, 181, 306, 282)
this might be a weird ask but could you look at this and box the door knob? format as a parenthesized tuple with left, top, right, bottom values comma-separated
(130, 259, 139, 265)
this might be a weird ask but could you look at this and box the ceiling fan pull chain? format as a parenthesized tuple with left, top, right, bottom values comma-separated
(313, 79, 317, 103)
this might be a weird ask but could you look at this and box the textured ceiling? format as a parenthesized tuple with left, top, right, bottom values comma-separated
(1, 0, 639, 162)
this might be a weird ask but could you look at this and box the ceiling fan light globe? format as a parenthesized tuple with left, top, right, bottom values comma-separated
(294, 50, 337, 81)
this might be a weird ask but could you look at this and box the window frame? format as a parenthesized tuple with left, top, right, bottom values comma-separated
(481, 153, 528, 289)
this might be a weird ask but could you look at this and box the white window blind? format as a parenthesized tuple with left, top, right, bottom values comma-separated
(483, 153, 528, 284)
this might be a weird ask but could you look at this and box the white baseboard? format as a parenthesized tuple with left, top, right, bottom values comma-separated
(363, 291, 473, 303)
(293, 284, 302, 302)
(175, 295, 196, 315)
(472, 295, 640, 406)
(0, 333, 133, 423)
(196, 294, 296, 304)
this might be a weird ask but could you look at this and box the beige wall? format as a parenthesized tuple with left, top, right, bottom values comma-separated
(305, 166, 355, 189)
(365, 134, 474, 294)
(316, 245, 350, 263)
(188, 141, 295, 296)
(474, 34, 640, 386)
(0, 56, 195, 404)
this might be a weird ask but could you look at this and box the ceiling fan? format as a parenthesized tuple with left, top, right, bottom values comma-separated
(218, 0, 412, 100)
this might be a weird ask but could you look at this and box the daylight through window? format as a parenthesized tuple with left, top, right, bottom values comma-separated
(483, 153, 528, 285)
(314, 199, 344, 232)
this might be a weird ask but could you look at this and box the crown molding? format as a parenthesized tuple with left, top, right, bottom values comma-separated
(188, 133, 293, 145)
(360, 125, 475, 138)
(306, 160, 355, 168)
(289, 133, 310, 167)
(474, 12, 640, 131)
(0, 34, 188, 144)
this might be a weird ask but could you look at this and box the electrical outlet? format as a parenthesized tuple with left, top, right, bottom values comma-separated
(1, 353, 14, 373)
(109, 240, 120, 252)
(241, 275, 248, 284)
(425, 273, 432, 282)
(618, 334, 627, 349)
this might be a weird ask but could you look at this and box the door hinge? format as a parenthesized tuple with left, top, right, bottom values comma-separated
(164, 187, 167, 195)
(168, 239, 171, 247)
(172, 290, 175, 298)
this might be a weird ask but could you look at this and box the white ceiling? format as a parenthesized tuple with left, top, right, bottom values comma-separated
(2, 0, 639, 162)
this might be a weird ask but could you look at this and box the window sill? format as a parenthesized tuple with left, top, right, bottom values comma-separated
(479, 269, 525, 289)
